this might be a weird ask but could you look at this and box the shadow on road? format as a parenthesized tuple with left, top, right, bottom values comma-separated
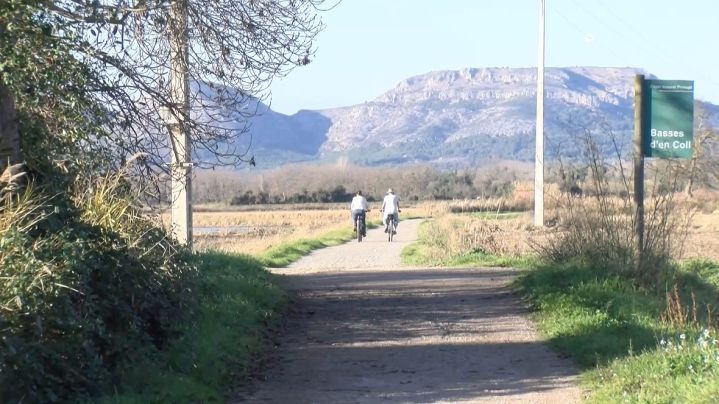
(237, 268, 580, 403)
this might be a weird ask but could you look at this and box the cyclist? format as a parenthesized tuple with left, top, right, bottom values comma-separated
(380, 188, 400, 234)
(350, 190, 368, 236)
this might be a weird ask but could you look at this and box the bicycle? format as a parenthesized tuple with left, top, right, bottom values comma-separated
(384, 211, 398, 242)
(355, 209, 369, 242)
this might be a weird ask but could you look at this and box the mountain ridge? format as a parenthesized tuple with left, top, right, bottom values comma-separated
(240, 66, 715, 169)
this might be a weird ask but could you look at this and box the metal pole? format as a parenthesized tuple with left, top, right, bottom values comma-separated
(534, 0, 545, 227)
(633, 74, 645, 268)
(169, 0, 192, 247)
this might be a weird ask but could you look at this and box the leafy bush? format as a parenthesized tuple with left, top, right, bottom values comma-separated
(0, 181, 196, 402)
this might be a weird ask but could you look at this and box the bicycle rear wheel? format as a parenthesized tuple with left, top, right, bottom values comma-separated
(388, 218, 394, 242)
(357, 217, 363, 242)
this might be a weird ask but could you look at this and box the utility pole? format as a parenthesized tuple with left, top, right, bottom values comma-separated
(167, 0, 192, 247)
(534, 0, 545, 227)
(633, 74, 645, 268)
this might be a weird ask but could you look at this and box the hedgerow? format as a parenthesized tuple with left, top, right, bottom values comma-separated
(0, 181, 196, 402)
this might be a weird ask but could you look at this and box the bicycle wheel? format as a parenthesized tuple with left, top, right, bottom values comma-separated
(388, 218, 394, 242)
(357, 217, 363, 242)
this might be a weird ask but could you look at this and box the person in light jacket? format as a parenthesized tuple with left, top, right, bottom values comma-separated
(350, 190, 368, 236)
(380, 188, 400, 234)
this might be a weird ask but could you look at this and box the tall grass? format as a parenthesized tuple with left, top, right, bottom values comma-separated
(422, 182, 535, 214)
(516, 129, 719, 402)
(539, 133, 692, 280)
(401, 213, 537, 267)
(0, 174, 195, 402)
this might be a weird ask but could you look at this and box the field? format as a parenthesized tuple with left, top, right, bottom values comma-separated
(683, 211, 719, 261)
(175, 203, 437, 255)
(165, 196, 719, 262)
(170, 195, 719, 403)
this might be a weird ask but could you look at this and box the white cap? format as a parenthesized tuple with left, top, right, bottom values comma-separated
(387, 188, 393, 194)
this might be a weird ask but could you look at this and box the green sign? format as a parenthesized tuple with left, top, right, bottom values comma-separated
(643, 80, 694, 159)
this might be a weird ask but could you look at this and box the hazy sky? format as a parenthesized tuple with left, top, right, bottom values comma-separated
(268, 0, 719, 115)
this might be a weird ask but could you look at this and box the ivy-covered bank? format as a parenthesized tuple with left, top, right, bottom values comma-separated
(1, 182, 286, 402)
(95, 252, 286, 404)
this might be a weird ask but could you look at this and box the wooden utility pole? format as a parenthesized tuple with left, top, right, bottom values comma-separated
(168, 0, 192, 247)
(633, 74, 645, 266)
(534, 0, 545, 227)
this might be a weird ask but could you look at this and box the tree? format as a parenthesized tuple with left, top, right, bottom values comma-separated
(1, 0, 330, 177)
(1, 0, 110, 174)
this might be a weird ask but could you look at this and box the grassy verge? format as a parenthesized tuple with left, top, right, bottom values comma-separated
(516, 259, 719, 403)
(96, 252, 286, 403)
(402, 213, 719, 401)
(401, 219, 532, 268)
(99, 218, 391, 401)
(403, 243, 533, 268)
(258, 221, 380, 267)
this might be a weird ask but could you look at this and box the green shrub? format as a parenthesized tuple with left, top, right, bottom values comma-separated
(0, 183, 196, 402)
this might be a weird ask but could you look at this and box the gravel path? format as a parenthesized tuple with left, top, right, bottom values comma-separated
(235, 219, 582, 403)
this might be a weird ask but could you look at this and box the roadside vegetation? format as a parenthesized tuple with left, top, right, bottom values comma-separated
(401, 215, 535, 268)
(257, 221, 379, 267)
(400, 125, 719, 402)
(518, 258, 719, 403)
(404, 197, 719, 402)
(531, 128, 719, 400)
(1, 1, 325, 402)
(400, 196, 541, 268)
(95, 252, 286, 403)
(1, 174, 288, 403)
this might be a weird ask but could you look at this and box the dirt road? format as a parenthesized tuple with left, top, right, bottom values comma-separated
(235, 219, 582, 403)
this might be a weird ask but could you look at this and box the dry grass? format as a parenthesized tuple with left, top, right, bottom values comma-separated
(156, 188, 719, 261)
(683, 210, 719, 262)
(192, 209, 348, 255)
(166, 203, 433, 255)
(414, 211, 548, 263)
(418, 188, 719, 264)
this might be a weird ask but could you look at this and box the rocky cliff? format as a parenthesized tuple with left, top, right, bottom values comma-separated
(240, 67, 715, 168)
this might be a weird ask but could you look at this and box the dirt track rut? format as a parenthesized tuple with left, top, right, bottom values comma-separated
(235, 219, 582, 403)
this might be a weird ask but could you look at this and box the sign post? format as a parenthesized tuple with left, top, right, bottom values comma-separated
(634, 76, 694, 269)
(633, 75, 645, 266)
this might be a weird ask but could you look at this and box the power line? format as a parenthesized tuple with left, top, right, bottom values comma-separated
(577, 0, 719, 88)
(546, 2, 626, 62)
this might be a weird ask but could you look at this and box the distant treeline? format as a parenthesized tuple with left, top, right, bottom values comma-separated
(193, 162, 534, 205)
(230, 185, 355, 205)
